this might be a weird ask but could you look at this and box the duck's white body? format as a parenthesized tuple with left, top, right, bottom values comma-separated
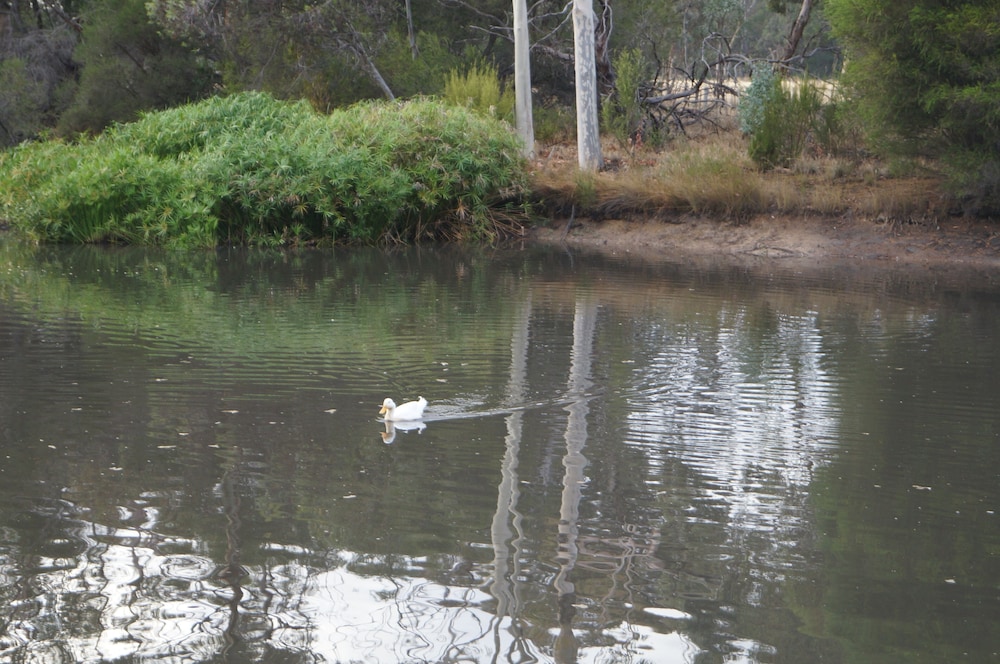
(379, 396, 427, 421)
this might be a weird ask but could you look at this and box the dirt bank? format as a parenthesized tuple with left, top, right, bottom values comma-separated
(530, 212, 1000, 274)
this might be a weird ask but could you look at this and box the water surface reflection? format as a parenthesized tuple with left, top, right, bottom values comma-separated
(1, 241, 998, 663)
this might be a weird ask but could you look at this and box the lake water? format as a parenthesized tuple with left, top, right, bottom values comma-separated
(1, 238, 998, 664)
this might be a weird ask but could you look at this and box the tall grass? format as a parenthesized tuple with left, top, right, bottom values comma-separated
(0, 92, 529, 246)
(442, 62, 514, 123)
(531, 134, 769, 219)
(530, 125, 947, 224)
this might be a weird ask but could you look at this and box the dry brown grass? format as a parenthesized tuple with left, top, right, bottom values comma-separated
(529, 128, 948, 224)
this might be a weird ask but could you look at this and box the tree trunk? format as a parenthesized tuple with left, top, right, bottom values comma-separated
(367, 61, 396, 101)
(780, 0, 813, 63)
(404, 0, 418, 59)
(552, 295, 596, 662)
(572, 0, 602, 171)
(512, 0, 535, 159)
(343, 39, 395, 101)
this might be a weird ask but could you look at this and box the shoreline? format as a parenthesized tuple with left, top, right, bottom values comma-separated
(528, 211, 1000, 275)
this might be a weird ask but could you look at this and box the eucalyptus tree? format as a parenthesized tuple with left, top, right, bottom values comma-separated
(512, 0, 535, 158)
(443, 0, 603, 166)
(0, 0, 80, 145)
(146, 0, 401, 102)
(57, 0, 215, 135)
(0, 25, 77, 146)
(573, 0, 602, 171)
(779, 0, 815, 62)
(438, 0, 614, 98)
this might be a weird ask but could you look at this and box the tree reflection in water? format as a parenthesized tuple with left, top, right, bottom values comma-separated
(3, 244, 998, 663)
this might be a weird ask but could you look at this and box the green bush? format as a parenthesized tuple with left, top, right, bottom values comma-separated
(374, 30, 468, 99)
(739, 66, 777, 137)
(742, 69, 823, 169)
(442, 62, 514, 123)
(0, 92, 529, 246)
(533, 103, 576, 143)
(828, 0, 1000, 214)
(601, 48, 657, 151)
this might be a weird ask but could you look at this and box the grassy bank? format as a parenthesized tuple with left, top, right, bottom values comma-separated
(0, 93, 529, 247)
(529, 129, 947, 228)
(0, 91, 965, 249)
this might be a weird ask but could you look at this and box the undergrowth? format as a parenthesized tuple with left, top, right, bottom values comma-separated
(0, 92, 529, 246)
(529, 130, 947, 223)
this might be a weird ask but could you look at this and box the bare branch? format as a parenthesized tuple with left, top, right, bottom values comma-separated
(531, 42, 573, 65)
(438, 0, 505, 26)
(46, 1, 82, 34)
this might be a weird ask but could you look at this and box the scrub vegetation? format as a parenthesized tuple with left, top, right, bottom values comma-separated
(0, 93, 529, 247)
(1, 0, 996, 248)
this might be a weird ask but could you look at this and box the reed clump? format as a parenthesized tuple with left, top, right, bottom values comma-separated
(0, 92, 529, 246)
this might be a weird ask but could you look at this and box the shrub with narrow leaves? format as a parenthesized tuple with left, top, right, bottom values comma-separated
(0, 92, 529, 246)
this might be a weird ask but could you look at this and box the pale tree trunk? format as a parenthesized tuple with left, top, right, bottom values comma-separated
(363, 55, 396, 101)
(552, 296, 597, 662)
(512, 0, 535, 159)
(572, 0, 602, 171)
(780, 0, 813, 63)
(348, 42, 394, 100)
(404, 0, 418, 59)
(489, 294, 532, 633)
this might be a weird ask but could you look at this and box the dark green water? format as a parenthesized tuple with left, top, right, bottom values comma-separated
(0, 239, 998, 663)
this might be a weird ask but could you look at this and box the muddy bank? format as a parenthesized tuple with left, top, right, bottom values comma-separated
(530, 212, 1000, 276)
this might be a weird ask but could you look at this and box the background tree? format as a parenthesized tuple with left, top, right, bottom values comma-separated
(827, 0, 1000, 213)
(573, 0, 602, 171)
(0, 0, 80, 147)
(604, 0, 835, 138)
(1, 0, 843, 145)
(0, 27, 77, 146)
(512, 0, 535, 158)
(57, 0, 214, 135)
(146, 0, 401, 104)
(779, 0, 815, 63)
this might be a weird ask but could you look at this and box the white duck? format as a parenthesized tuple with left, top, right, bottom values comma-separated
(379, 396, 427, 421)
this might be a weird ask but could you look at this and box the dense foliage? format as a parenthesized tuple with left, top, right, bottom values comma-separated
(1, 0, 834, 143)
(3, 0, 999, 219)
(827, 0, 1000, 212)
(741, 68, 824, 169)
(0, 93, 529, 246)
(57, 0, 215, 135)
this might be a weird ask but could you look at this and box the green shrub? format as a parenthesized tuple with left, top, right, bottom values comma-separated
(533, 104, 576, 143)
(601, 48, 651, 151)
(374, 30, 468, 99)
(945, 150, 1000, 215)
(743, 69, 823, 169)
(442, 62, 514, 123)
(0, 92, 529, 246)
(828, 0, 1000, 214)
(739, 66, 777, 136)
(0, 59, 49, 147)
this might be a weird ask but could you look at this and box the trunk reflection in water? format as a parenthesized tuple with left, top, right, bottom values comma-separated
(0, 241, 998, 663)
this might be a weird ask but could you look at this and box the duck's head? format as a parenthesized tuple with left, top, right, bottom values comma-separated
(379, 398, 396, 416)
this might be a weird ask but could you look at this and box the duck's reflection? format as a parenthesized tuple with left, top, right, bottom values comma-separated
(380, 419, 427, 444)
